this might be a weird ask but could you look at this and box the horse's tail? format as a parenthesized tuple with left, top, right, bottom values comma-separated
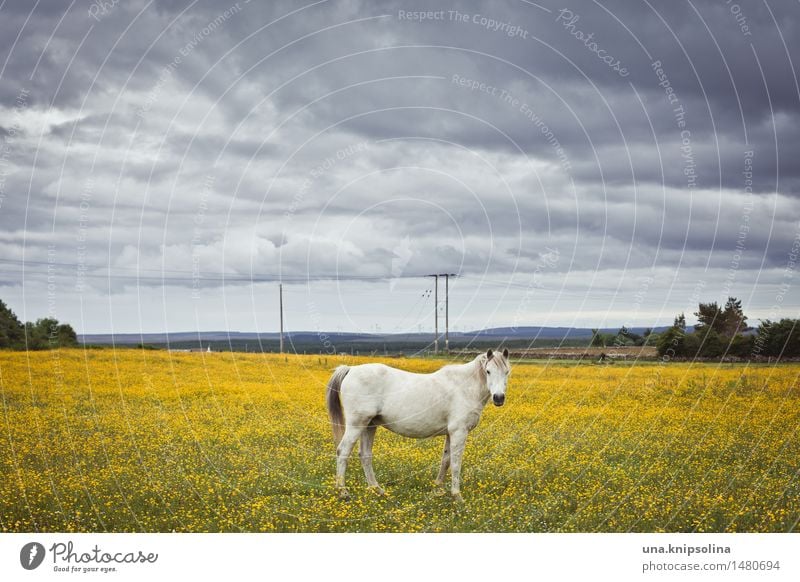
(326, 365, 350, 447)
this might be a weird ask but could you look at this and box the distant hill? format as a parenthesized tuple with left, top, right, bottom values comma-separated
(466, 326, 665, 338)
(79, 326, 670, 349)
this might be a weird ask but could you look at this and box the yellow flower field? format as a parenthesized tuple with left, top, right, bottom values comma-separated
(0, 349, 798, 532)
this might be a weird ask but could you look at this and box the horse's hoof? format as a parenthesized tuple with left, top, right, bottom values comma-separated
(338, 488, 351, 500)
(370, 486, 386, 496)
(452, 493, 464, 503)
(433, 484, 447, 496)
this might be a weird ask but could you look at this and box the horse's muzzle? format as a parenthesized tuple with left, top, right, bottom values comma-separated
(492, 394, 505, 407)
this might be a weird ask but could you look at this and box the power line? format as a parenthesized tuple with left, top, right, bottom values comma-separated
(394, 287, 432, 329)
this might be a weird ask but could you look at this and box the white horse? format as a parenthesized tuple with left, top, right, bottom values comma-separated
(325, 348, 511, 501)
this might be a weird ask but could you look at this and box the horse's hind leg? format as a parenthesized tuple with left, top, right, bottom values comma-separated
(359, 424, 384, 495)
(336, 424, 363, 500)
(433, 434, 450, 493)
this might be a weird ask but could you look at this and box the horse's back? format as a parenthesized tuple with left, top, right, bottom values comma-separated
(342, 362, 436, 392)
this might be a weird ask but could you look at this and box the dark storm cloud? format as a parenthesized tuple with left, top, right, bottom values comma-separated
(1, 0, 799, 330)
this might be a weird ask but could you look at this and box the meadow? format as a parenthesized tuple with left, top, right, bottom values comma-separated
(0, 349, 798, 532)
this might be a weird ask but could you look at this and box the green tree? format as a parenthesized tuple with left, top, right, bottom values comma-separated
(730, 334, 754, 358)
(754, 319, 800, 359)
(673, 313, 686, 331)
(721, 296, 747, 337)
(25, 320, 47, 349)
(25, 318, 78, 350)
(696, 328, 724, 358)
(662, 300, 755, 361)
(590, 328, 605, 347)
(612, 326, 629, 346)
(694, 302, 723, 334)
(657, 325, 685, 359)
(683, 331, 702, 359)
(0, 299, 25, 349)
(54, 322, 78, 347)
(611, 326, 643, 346)
(621, 326, 644, 346)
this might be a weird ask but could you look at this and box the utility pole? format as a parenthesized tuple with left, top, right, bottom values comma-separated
(444, 274, 449, 353)
(427, 273, 456, 354)
(434, 274, 455, 354)
(433, 275, 439, 354)
(279, 283, 284, 354)
(427, 274, 439, 354)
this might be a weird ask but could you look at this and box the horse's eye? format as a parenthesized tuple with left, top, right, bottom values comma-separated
(486, 370, 491, 375)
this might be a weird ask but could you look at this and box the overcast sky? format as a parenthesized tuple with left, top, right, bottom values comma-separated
(1, 0, 798, 335)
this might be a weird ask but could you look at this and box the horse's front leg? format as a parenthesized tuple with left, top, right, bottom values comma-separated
(433, 434, 450, 494)
(447, 428, 468, 503)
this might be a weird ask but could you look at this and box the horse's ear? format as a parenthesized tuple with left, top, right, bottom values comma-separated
(486, 349, 493, 360)
(503, 348, 509, 359)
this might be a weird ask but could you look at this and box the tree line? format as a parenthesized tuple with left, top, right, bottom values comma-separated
(0, 299, 78, 350)
(657, 297, 798, 360)
(591, 296, 797, 360)
(590, 326, 654, 348)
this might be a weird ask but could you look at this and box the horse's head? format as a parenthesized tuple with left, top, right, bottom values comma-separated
(483, 348, 511, 406)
